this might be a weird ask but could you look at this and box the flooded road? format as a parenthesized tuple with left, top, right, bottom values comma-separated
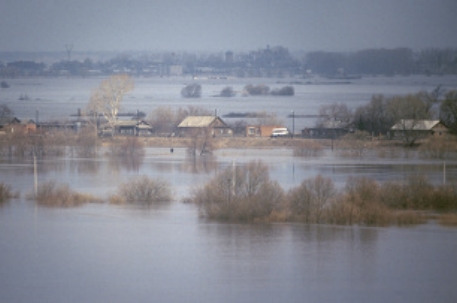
(1, 148, 457, 302)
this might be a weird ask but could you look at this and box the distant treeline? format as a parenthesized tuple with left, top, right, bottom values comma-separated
(1, 47, 456, 77)
(305, 48, 457, 76)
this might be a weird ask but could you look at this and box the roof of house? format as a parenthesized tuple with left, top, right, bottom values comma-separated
(0, 117, 21, 126)
(391, 120, 443, 131)
(178, 116, 223, 128)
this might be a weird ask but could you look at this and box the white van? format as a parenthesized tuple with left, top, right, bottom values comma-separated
(271, 128, 290, 138)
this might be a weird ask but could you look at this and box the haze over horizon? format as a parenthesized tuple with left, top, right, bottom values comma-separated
(1, 0, 457, 54)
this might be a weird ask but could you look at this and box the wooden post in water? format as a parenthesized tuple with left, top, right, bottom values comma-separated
(443, 160, 446, 185)
(34, 154, 38, 197)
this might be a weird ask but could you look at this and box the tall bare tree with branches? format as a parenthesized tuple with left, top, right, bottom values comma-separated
(87, 74, 134, 131)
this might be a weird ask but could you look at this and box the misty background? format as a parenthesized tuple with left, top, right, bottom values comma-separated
(1, 0, 456, 53)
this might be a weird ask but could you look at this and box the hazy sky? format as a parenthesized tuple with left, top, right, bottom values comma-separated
(1, 0, 456, 53)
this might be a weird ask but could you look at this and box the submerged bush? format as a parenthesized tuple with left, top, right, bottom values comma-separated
(271, 86, 294, 96)
(327, 177, 393, 226)
(0, 183, 19, 203)
(287, 175, 336, 223)
(109, 137, 145, 157)
(31, 181, 100, 207)
(293, 140, 325, 157)
(111, 176, 172, 205)
(243, 84, 270, 96)
(191, 160, 284, 221)
(439, 213, 457, 226)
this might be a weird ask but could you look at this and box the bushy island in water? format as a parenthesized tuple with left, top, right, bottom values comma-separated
(2, 157, 456, 227)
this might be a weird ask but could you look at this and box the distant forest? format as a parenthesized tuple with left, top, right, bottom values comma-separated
(0, 46, 456, 78)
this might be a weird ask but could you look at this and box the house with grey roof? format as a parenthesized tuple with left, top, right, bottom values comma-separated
(177, 116, 232, 137)
(390, 119, 448, 144)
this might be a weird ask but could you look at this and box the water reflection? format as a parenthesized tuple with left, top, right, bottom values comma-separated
(69, 159, 101, 174)
(108, 155, 144, 172)
(182, 155, 218, 174)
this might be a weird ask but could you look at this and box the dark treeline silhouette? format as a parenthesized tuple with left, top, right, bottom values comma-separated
(1, 46, 456, 78)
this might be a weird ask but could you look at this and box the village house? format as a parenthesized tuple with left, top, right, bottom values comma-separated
(0, 117, 21, 134)
(177, 116, 232, 137)
(389, 119, 448, 139)
(302, 119, 354, 139)
(0, 117, 38, 134)
(114, 120, 153, 136)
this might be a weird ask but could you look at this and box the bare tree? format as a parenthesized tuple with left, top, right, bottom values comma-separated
(316, 103, 352, 128)
(0, 104, 14, 118)
(387, 93, 431, 146)
(354, 95, 392, 135)
(186, 128, 214, 156)
(87, 74, 134, 129)
(441, 90, 457, 134)
(256, 111, 283, 126)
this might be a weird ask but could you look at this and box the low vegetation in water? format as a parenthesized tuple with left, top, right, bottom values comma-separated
(30, 181, 101, 207)
(0, 183, 19, 204)
(188, 161, 457, 226)
(191, 160, 284, 221)
(110, 176, 172, 205)
(293, 140, 325, 157)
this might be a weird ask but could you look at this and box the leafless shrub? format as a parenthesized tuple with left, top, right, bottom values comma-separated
(394, 211, 427, 225)
(72, 127, 98, 157)
(293, 140, 325, 157)
(186, 129, 214, 156)
(191, 160, 284, 221)
(419, 135, 457, 159)
(42, 129, 71, 156)
(335, 131, 370, 157)
(271, 86, 294, 96)
(0, 183, 19, 203)
(439, 213, 457, 226)
(111, 176, 172, 205)
(287, 175, 336, 223)
(243, 84, 270, 96)
(30, 180, 101, 207)
(429, 184, 457, 211)
(328, 177, 393, 226)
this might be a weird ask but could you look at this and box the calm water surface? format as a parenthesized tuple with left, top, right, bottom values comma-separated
(1, 200, 456, 303)
(1, 148, 457, 303)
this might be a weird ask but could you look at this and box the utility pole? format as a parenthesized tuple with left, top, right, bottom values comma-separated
(291, 110, 295, 138)
(34, 153, 38, 197)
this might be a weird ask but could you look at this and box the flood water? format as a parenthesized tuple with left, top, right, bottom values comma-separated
(1, 75, 457, 302)
(1, 148, 457, 303)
